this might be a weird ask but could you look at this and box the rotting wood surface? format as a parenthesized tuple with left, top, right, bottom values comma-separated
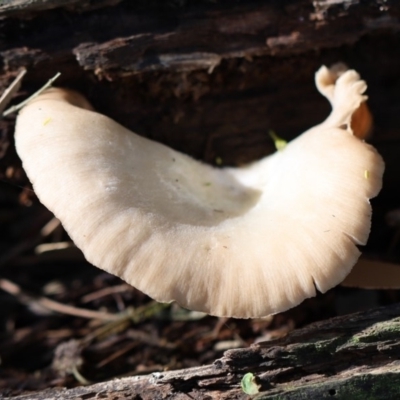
(1, 2, 400, 398)
(1, 0, 400, 76)
(0, 0, 122, 15)
(6, 302, 400, 400)
(1, 0, 400, 202)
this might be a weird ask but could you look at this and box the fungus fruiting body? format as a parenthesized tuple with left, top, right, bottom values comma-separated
(14, 66, 384, 318)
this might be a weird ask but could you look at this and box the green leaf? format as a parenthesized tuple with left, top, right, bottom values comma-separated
(269, 130, 287, 151)
(241, 372, 261, 395)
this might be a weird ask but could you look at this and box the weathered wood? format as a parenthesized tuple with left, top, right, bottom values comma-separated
(6, 303, 400, 399)
(72, 1, 400, 76)
(1, 1, 400, 201)
(0, 0, 122, 16)
(2, 2, 400, 397)
(1, 2, 400, 169)
(1, 1, 400, 76)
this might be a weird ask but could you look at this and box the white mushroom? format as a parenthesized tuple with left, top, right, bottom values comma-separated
(14, 66, 384, 318)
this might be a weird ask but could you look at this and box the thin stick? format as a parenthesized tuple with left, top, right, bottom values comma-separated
(2, 72, 61, 117)
(71, 366, 90, 385)
(81, 284, 131, 303)
(0, 216, 62, 268)
(0, 69, 27, 114)
(0, 278, 120, 321)
(128, 301, 170, 323)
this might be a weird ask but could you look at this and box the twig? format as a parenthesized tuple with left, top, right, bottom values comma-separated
(2, 72, 61, 117)
(83, 310, 133, 344)
(40, 217, 61, 236)
(82, 302, 170, 345)
(81, 284, 132, 303)
(0, 69, 27, 115)
(71, 366, 90, 385)
(0, 278, 120, 321)
(128, 301, 170, 324)
(96, 341, 139, 369)
(0, 216, 62, 268)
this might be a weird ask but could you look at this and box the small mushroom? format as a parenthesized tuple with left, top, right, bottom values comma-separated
(14, 66, 384, 318)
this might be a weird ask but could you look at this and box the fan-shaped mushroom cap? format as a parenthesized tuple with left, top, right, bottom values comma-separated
(14, 66, 384, 318)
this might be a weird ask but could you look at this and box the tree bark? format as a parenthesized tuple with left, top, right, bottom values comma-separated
(1, 1, 400, 174)
(7, 302, 400, 400)
(1, 0, 399, 75)
(2, 2, 400, 398)
(1, 1, 400, 207)
(1, 1, 400, 166)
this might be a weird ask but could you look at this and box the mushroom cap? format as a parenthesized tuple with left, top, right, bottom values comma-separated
(14, 66, 384, 318)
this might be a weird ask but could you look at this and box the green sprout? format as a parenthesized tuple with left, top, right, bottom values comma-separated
(269, 130, 287, 151)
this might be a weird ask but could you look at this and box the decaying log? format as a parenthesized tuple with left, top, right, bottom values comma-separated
(1, 1, 400, 204)
(0, 0, 122, 15)
(1, 1, 400, 178)
(2, 2, 400, 398)
(7, 302, 400, 399)
(1, 0, 400, 75)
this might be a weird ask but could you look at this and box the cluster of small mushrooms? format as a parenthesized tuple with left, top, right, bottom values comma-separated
(13, 65, 385, 318)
